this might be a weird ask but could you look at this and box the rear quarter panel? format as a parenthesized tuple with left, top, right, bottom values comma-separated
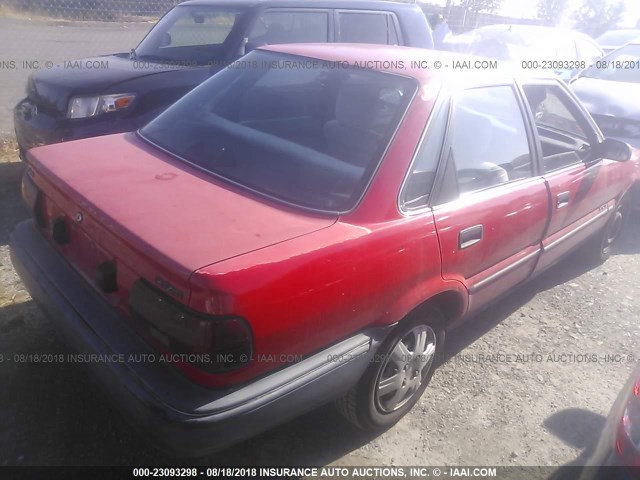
(189, 215, 464, 384)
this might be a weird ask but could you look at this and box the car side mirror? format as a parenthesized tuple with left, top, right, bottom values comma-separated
(593, 138, 632, 162)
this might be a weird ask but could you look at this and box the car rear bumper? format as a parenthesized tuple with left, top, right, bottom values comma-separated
(10, 219, 385, 456)
(14, 99, 137, 158)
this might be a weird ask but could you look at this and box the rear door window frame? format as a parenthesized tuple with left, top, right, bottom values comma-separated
(247, 7, 335, 45)
(334, 9, 404, 45)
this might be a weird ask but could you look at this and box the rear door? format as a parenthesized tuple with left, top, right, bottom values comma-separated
(521, 80, 628, 273)
(431, 84, 549, 314)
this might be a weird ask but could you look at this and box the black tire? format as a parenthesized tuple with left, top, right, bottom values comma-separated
(583, 197, 629, 264)
(335, 308, 445, 431)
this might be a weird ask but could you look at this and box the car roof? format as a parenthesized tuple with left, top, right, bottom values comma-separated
(179, 0, 421, 9)
(261, 43, 557, 87)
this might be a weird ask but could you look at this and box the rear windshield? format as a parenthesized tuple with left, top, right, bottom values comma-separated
(581, 44, 640, 83)
(140, 50, 417, 213)
(135, 5, 247, 65)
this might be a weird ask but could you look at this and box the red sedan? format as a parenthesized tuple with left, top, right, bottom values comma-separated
(10, 44, 638, 456)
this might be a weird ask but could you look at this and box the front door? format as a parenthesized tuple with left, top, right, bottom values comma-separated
(521, 81, 629, 273)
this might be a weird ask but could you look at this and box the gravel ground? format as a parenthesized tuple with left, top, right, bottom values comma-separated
(0, 138, 639, 469)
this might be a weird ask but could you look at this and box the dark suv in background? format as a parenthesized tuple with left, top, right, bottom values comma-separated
(14, 0, 433, 159)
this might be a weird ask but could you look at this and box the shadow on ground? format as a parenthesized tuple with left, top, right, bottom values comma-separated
(543, 408, 609, 480)
(0, 295, 380, 465)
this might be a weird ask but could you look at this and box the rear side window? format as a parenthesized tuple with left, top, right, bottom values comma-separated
(338, 12, 397, 45)
(402, 101, 449, 210)
(248, 10, 329, 46)
(448, 86, 533, 195)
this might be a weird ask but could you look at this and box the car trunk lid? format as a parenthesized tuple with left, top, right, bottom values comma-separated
(26, 132, 337, 309)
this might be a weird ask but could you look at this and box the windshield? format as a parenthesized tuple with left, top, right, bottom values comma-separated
(140, 50, 417, 213)
(135, 6, 247, 65)
(581, 44, 640, 83)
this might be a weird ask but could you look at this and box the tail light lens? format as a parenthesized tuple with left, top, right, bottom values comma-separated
(616, 377, 640, 471)
(129, 280, 252, 374)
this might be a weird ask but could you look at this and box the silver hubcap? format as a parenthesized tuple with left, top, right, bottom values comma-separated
(606, 210, 624, 247)
(374, 325, 437, 413)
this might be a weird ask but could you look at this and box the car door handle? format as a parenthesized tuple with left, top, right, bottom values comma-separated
(459, 225, 483, 249)
(557, 191, 570, 209)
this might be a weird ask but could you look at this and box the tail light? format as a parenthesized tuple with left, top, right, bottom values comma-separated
(616, 377, 640, 472)
(129, 280, 252, 374)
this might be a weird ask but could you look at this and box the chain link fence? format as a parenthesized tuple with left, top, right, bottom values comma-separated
(0, 0, 179, 20)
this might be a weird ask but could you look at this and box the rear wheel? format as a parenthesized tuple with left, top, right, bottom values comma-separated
(336, 309, 445, 430)
(583, 197, 629, 264)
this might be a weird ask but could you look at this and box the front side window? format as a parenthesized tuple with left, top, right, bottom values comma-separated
(247, 10, 329, 47)
(140, 51, 417, 213)
(338, 12, 395, 45)
(522, 84, 592, 172)
(135, 6, 245, 64)
(448, 86, 533, 195)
